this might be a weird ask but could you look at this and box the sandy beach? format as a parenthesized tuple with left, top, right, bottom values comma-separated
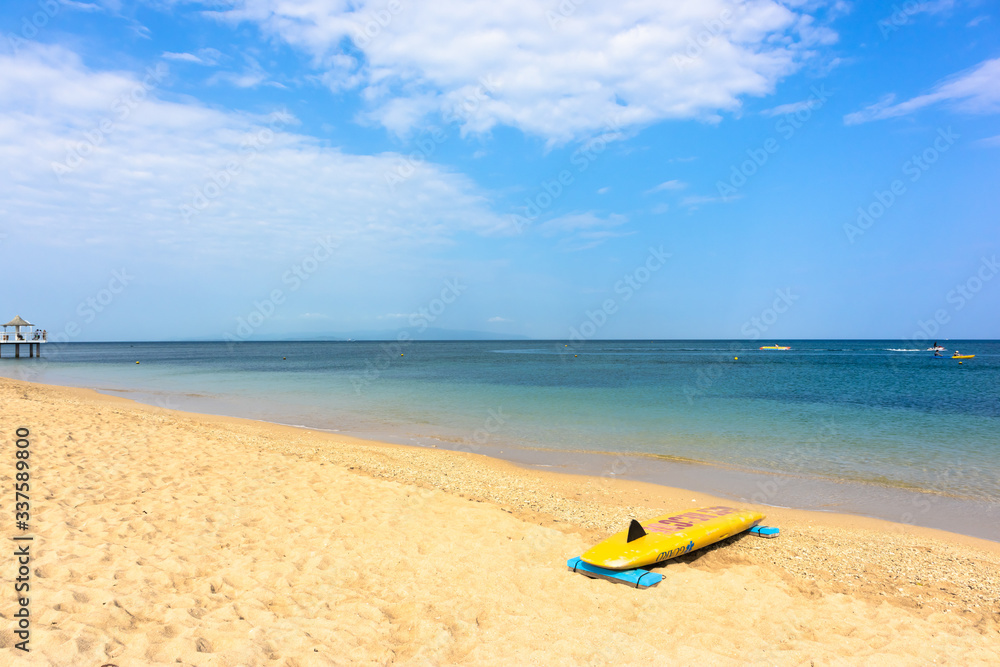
(1, 376, 999, 665)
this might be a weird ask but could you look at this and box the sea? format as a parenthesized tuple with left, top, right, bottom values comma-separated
(5, 339, 999, 540)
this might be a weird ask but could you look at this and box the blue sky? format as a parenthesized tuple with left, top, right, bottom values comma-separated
(1, 0, 998, 341)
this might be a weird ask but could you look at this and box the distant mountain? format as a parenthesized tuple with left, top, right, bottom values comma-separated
(342, 328, 529, 341)
(218, 327, 530, 342)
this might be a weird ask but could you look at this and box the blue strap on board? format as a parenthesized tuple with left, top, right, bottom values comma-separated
(567, 557, 663, 589)
(570, 524, 780, 587)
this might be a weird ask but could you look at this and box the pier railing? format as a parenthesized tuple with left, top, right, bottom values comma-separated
(0, 331, 46, 343)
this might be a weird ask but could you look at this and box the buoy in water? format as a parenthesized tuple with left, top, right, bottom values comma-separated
(734, 357, 738, 360)
(135, 361, 139, 364)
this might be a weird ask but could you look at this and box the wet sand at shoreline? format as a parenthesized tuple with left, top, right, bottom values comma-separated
(70, 382, 1000, 543)
(1, 377, 999, 665)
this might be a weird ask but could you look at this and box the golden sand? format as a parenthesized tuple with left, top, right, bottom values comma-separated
(1, 377, 999, 665)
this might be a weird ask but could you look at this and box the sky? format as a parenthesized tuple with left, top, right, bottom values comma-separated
(1, 0, 998, 342)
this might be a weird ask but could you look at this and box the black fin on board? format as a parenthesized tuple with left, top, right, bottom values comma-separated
(626, 519, 646, 543)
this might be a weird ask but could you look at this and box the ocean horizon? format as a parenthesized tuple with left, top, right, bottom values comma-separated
(5, 339, 999, 539)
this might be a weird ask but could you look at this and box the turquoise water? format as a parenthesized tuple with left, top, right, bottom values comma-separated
(6, 340, 1000, 502)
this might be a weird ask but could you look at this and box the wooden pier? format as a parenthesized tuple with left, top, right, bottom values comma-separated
(0, 316, 46, 359)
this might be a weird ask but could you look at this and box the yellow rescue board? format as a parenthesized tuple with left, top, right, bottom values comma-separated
(580, 505, 764, 570)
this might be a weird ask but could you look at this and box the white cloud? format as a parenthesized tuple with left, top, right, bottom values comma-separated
(162, 48, 223, 66)
(208, 55, 277, 88)
(0, 45, 507, 260)
(975, 134, 1000, 148)
(681, 194, 741, 208)
(537, 212, 627, 236)
(844, 58, 1000, 125)
(536, 212, 631, 251)
(61, 1, 106, 11)
(211, 0, 838, 143)
(210, 69, 268, 88)
(645, 179, 688, 194)
(913, 0, 956, 15)
(555, 229, 636, 252)
(162, 51, 204, 64)
(760, 98, 821, 117)
(487, 316, 510, 322)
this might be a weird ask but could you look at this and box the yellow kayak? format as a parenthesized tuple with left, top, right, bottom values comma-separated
(952, 354, 975, 359)
(760, 345, 790, 350)
(580, 505, 764, 570)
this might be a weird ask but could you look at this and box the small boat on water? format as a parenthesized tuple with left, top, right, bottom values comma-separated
(934, 352, 975, 359)
(760, 345, 790, 350)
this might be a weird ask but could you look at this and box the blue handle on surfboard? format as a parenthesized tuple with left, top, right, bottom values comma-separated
(749, 525, 780, 538)
(567, 557, 663, 589)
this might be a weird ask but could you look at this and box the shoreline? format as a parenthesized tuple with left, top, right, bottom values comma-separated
(30, 376, 1000, 543)
(8, 376, 1000, 548)
(3, 376, 1000, 663)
